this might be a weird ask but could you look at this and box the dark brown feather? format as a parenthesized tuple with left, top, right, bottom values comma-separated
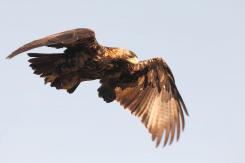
(28, 52, 84, 93)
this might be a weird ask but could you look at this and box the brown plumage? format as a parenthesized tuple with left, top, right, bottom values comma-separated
(7, 28, 188, 147)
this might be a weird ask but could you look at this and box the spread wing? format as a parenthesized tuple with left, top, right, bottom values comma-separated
(115, 57, 188, 147)
(7, 28, 101, 59)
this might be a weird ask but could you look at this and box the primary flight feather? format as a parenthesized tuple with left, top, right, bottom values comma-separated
(7, 28, 188, 147)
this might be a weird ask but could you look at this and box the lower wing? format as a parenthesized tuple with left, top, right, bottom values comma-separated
(114, 57, 188, 147)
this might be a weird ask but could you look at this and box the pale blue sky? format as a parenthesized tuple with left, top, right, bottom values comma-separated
(0, 0, 244, 162)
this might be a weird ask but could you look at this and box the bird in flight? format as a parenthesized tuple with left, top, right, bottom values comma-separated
(7, 28, 188, 147)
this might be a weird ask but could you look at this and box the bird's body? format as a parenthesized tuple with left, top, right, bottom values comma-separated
(7, 28, 188, 147)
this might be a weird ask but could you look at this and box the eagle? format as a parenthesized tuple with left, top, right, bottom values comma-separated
(7, 28, 188, 147)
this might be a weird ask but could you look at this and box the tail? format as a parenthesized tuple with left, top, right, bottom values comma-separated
(28, 53, 81, 93)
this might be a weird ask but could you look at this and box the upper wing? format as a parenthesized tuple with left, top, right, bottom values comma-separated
(7, 28, 100, 59)
(115, 57, 188, 147)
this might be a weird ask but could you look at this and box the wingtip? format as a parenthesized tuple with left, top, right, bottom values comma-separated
(6, 52, 17, 59)
(6, 55, 13, 59)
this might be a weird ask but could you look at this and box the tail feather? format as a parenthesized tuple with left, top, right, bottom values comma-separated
(28, 53, 63, 57)
(31, 63, 54, 75)
(67, 83, 80, 93)
(28, 53, 62, 64)
(28, 53, 81, 93)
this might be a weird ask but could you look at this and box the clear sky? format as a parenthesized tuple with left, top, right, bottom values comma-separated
(0, 0, 244, 162)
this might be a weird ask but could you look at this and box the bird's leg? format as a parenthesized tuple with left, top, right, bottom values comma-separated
(97, 83, 116, 103)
